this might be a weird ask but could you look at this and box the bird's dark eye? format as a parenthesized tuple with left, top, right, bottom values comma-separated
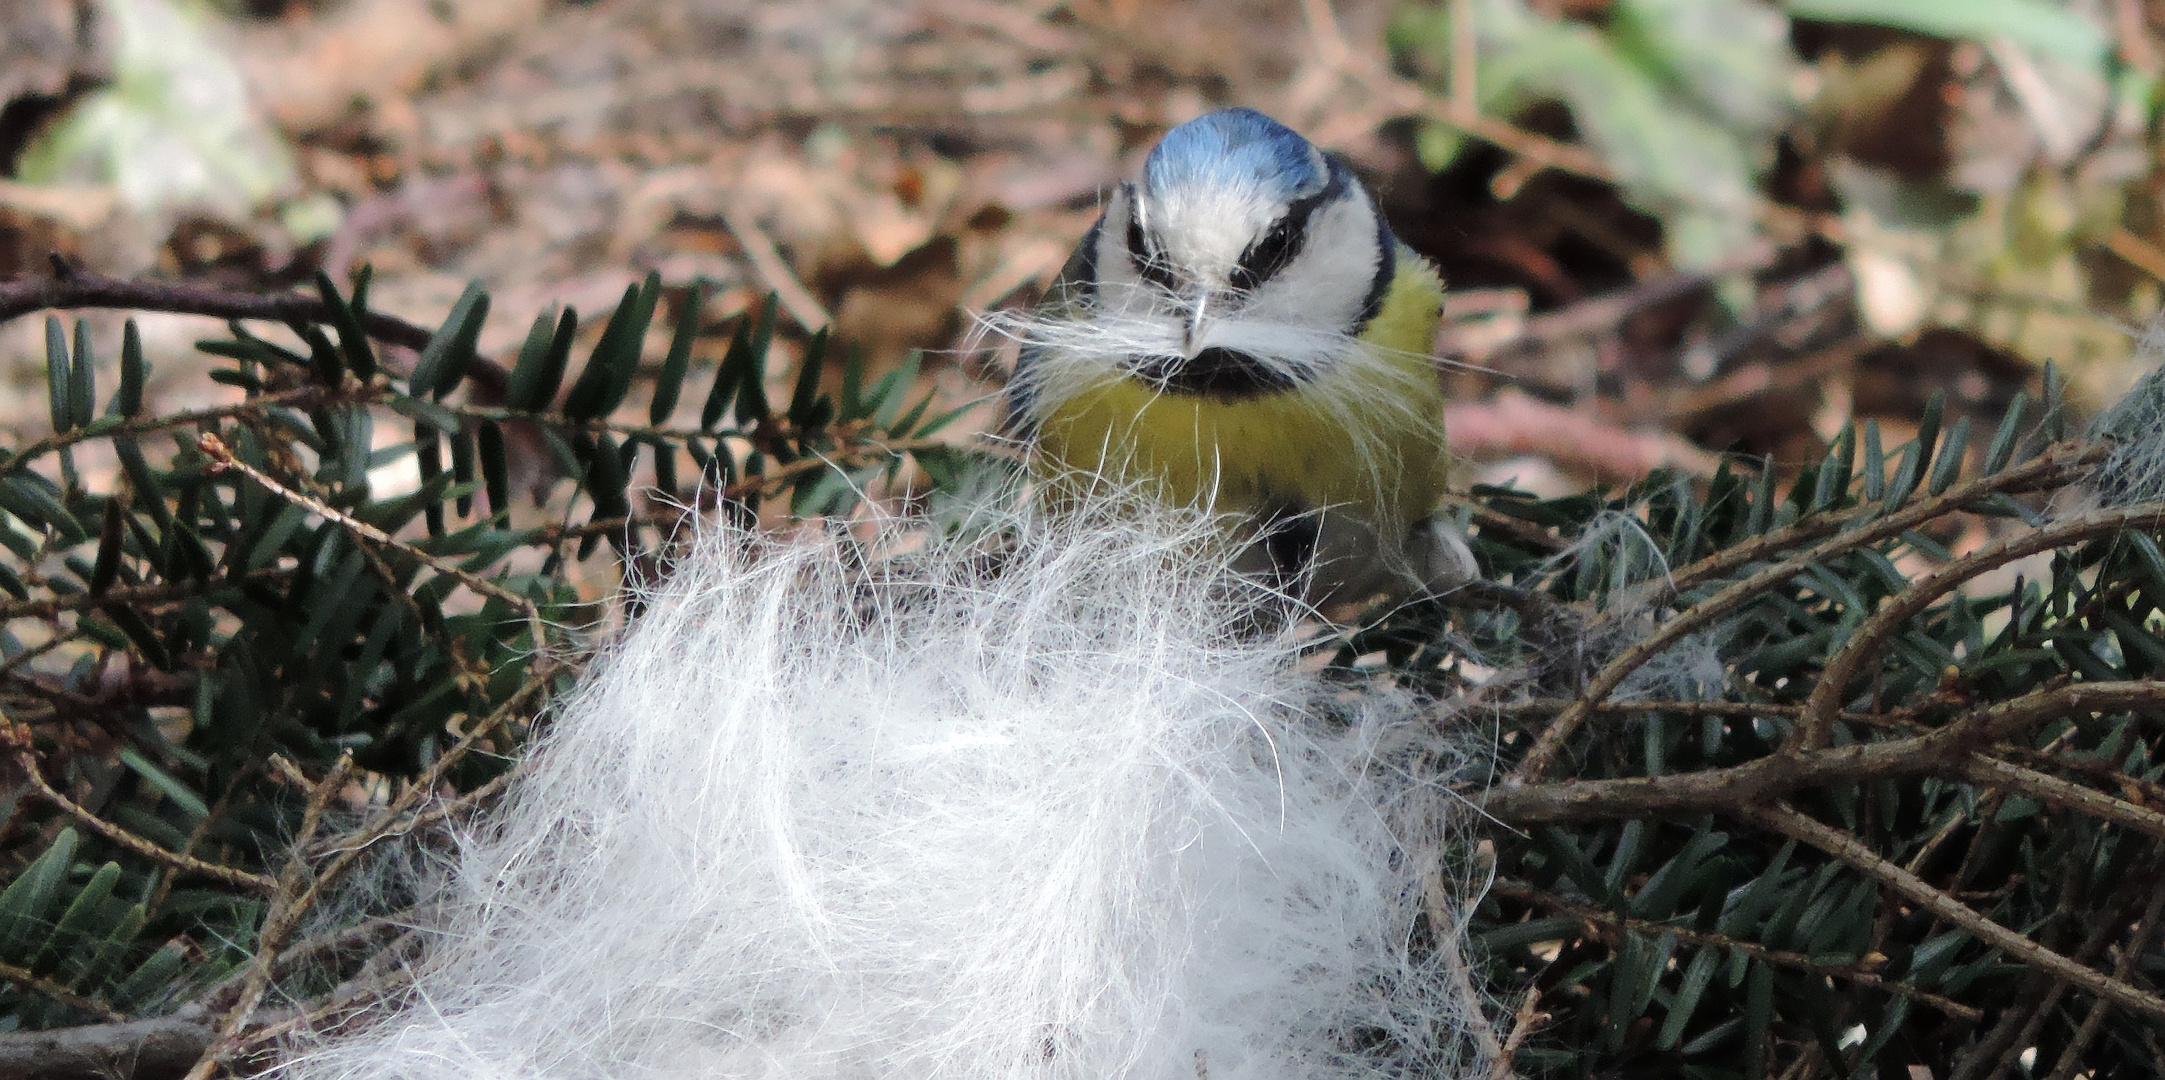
(1230, 217, 1301, 293)
(1126, 209, 1178, 291)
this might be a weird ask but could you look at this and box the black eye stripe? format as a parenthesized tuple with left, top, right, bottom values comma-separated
(1122, 189, 1179, 291)
(1228, 164, 1347, 293)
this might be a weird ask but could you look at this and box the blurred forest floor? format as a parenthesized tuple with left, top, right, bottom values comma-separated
(3, 0, 2163, 509)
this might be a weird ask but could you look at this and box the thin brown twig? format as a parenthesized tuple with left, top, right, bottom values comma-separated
(1509, 442, 2112, 783)
(1797, 501, 2165, 751)
(3, 386, 336, 480)
(1447, 0, 1477, 114)
(1289, 0, 1609, 182)
(2044, 878, 2165, 1080)
(0, 958, 127, 1023)
(1492, 696, 1927, 731)
(0, 266, 435, 352)
(196, 431, 551, 654)
(1438, 493, 1569, 555)
(0, 568, 291, 621)
(718, 207, 831, 333)
(0, 1009, 211, 1078)
(305, 663, 556, 869)
(1488, 881, 1983, 1021)
(1481, 681, 2165, 824)
(1960, 755, 2165, 842)
(1419, 863, 1505, 1064)
(193, 906, 428, 1016)
(1660, 441, 2099, 600)
(2012, 741, 2165, 809)
(183, 752, 354, 1080)
(0, 722, 276, 893)
(1482, 987, 1543, 1080)
(1748, 802, 2165, 1022)
(720, 438, 963, 501)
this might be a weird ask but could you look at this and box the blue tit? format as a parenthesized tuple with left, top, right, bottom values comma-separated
(1005, 107, 1473, 606)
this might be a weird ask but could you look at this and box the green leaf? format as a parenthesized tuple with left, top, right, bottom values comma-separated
(1982, 392, 2027, 474)
(45, 316, 71, 434)
(416, 420, 446, 538)
(1471, 0, 1793, 269)
(1474, 915, 1581, 951)
(408, 279, 490, 399)
(565, 274, 661, 422)
(652, 282, 704, 424)
(0, 475, 91, 545)
(1861, 420, 1886, 503)
(788, 328, 830, 430)
(869, 351, 924, 430)
(112, 320, 148, 418)
(88, 500, 123, 595)
(649, 436, 678, 497)
(298, 323, 343, 388)
(478, 421, 511, 517)
(0, 828, 79, 957)
(1785, 0, 2109, 67)
(110, 940, 186, 1012)
(450, 423, 477, 518)
(63, 902, 145, 994)
(701, 306, 758, 430)
(1719, 839, 1796, 937)
(1741, 959, 1774, 1079)
(28, 861, 122, 977)
(506, 307, 577, 412)
(118, 747, 210, 819)
(68, 319, 95, 431)
(1926, 416, 1970, 496)
(316, 270, 376, 380)
(1657, 945, 1722, 1049)
(584, 434, 632, 522)
(733, 294, 779, 425)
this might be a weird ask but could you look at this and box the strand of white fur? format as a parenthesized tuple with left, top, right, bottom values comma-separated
(281, 502, 1488, 1080)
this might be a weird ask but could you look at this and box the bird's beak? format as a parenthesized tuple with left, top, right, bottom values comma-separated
(1183, 289, 1212, 357)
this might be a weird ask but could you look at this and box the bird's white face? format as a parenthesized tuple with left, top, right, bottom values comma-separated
(1062, 113, 1398, 398)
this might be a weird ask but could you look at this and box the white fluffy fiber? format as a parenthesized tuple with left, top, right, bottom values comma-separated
(283, 503, 1488, 1080)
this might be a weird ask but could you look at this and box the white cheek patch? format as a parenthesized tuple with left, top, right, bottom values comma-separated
(1241, 192, 1382, 333)
(1091, 185, 1144, 298)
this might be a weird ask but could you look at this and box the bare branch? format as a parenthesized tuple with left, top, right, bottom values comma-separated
(0, 1010, 209, 1080)
(1749, 802, 2165, 1023)
(0, 267, 432, 352)
(0, 723, 276, 893)
(1798, 502, 2165, 750)
(1481, 681, 2165, 824)
(1508, 442, 2117, 783)
(1489, 881, 1984, 1022)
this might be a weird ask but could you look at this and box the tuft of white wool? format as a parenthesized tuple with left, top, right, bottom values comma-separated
(2092, 320, 2165, 507)
(281, 501, 1490, 1080)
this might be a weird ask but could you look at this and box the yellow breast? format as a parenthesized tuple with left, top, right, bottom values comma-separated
(1031, 247, 1448, 538)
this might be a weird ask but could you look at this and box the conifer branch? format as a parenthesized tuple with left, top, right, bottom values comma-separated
(1748, 802, 2165, 1023)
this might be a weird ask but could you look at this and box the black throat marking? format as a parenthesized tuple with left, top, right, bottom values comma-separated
(1127, 348, 1302, 401)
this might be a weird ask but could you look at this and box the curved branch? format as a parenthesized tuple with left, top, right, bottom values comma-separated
(0, 264, 512, 398)
(0, 265, 433, 352)
(1797, 502, 2165, 750)
(1481, 681, 2165, 824)
(0, 1011, 208, 1080)
(1, 730, 277, 893)
(1488, 880, 1984, 1021)
(1750, 802, 2165, 1023)
(1508, 441, 2115, 784)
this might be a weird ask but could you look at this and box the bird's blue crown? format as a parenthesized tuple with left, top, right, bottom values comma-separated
(1141, 108, 1326, 204)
